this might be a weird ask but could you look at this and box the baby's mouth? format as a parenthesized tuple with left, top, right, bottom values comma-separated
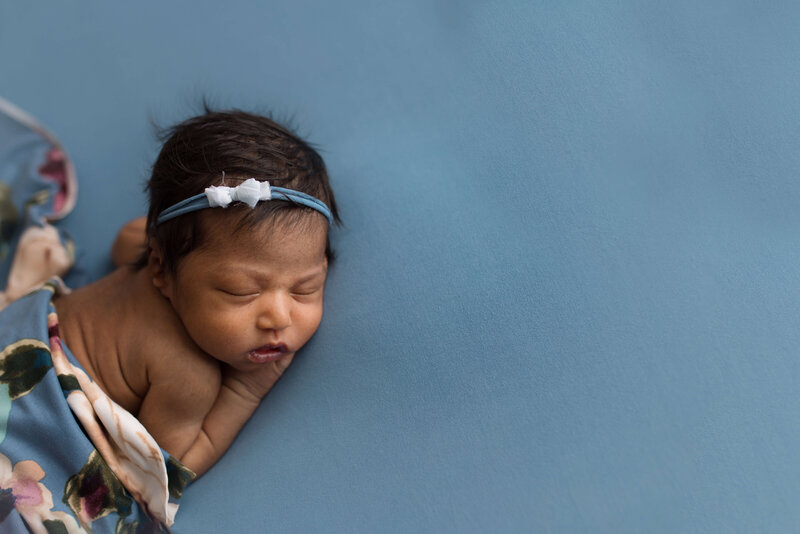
(248, 344, 289, 364)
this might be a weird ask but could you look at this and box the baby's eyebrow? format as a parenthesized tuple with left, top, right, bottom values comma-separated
(293, 268, 327, 285)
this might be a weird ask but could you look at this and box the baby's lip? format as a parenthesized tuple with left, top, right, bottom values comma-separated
(247, 344, 289, 364)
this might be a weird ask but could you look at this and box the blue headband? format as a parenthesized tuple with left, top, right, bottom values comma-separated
(156, 178, 333, 226)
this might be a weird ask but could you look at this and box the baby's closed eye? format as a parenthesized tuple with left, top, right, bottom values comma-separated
(290, 285, 324, 298)
(217, 287, 260, 298)
(291, 288, 321, 296)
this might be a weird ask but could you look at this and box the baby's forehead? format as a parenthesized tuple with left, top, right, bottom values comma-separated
(196, 208, 328, 257)
(189, 232, 328, 283)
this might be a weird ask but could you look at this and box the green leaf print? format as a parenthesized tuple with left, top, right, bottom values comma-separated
(166, 456, 196, 499)
(41, 519, 70, 534)
(0, 339, 52, 400)
(0, 182, 18, 261)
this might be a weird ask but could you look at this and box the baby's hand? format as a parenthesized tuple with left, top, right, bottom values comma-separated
(221, 354, 296, 404)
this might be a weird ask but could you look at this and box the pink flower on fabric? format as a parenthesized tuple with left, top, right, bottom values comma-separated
(37, 148, 68, 215)
(0, 452, 85, 533)
(0, 458, 48, 514)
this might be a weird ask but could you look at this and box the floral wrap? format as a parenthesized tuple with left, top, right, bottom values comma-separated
(0, 99, 194, 532)
(0, 283, 194, 533)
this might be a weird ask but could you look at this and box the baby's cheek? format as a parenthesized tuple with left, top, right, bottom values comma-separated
(186, 310, 238, 341)
(298, 305, 325, 342)
(207, 312, 246, 334)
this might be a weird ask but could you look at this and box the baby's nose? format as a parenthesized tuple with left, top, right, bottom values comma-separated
(256, 292, 291, 330)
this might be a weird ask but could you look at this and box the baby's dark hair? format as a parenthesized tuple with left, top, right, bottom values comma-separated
(141, 107, 339, 274)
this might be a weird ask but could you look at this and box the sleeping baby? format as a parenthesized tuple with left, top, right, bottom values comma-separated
(54, 108, 339, 479)
(0, 105, 340, 531)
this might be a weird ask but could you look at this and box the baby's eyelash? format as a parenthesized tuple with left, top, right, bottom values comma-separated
(291, 287, 322, 296)
(218, 288, 260, 297)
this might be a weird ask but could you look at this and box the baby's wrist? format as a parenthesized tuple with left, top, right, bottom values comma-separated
(221, 375, 265, 405)
(221, 369, 277, 403)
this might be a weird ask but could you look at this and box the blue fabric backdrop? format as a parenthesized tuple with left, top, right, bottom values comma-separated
(2, 1, 800, 532)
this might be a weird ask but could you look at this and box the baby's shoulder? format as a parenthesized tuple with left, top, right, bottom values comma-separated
(137, 340, 221, 415)
(124, 289, 221, 394)
(148, 341, 221, 388)
(141, 330, 221, 391)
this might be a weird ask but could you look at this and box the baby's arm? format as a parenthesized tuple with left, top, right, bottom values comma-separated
(180, 357, 295, 476)
(138, 349, 295, 477)
(136, 352, 221, 474)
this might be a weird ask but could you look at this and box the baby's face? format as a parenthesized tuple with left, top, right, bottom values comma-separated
(158, 211, 328, 371)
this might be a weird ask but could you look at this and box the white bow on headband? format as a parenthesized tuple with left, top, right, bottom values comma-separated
(204, 178, 272, 208)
